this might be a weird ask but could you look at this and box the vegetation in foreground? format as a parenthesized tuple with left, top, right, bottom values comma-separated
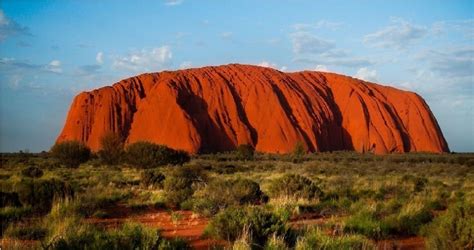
(0, 140, 473, 249)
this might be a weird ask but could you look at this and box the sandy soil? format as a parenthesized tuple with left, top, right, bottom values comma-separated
(0, 206, 426, 250)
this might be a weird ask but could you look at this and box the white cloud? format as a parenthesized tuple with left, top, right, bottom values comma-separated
(220, 32, 233, 40)
(44, 60, 62, 73)
(112, 46, 172, 72)
(179, 61, 192, 69)
(432, 19, 474, 39)
(280, 66, 288, 72)
(293, 20, 343, 31)
(0, 9, 31, 42)
(257, 61, 278, 69)
(291, 31, 334, 55)
(314, 65, 329, 72)
(354, 67, 377, 82)
(364, 18, 428, 49)
(422, 47, 474, 77)
(164, 0, 183, 6)
(96, 52, 103, 64)
(290, 28, 372, 68)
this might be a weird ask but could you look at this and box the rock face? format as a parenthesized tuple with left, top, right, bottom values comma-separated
(57, 64, 449, 154)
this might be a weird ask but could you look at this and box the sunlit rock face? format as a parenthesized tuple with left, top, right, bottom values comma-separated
(57, 64, 449, 154)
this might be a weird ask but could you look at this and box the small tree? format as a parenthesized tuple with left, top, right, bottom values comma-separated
(98, 132, 124, 165)
(235, 144, 255, 161)
(50, 141, 91, 168)
(292, 141, 306, 163)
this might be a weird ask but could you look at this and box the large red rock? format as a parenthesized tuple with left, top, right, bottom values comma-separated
(56, 64, 449, 154)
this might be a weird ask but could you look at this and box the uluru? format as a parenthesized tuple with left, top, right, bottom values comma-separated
(56, 64, 449, 154)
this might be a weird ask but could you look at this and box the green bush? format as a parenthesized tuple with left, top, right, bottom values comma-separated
(141, 169, 165, 188)
(50, 141, 91, 168)
(296, 228, 374, 250)
(268, 174, 323, 200)
(45, 222, 188, 250)
(98, 132, 124, 165)
(14, 178, 74, 212)
(21, 165, 44, 178)
(422, 201, 474, 249)
(343, 211, 389, 240)
(76, 190, 131, 217)
(125, 141, 190, 168)
(195, 178, 268, 215)
(395, 208, 433, 235)
(191, 198, 220, 217)
(235, 144, 255, 161)
(163, 166, 207, 207)
(205, 206, 291, 246)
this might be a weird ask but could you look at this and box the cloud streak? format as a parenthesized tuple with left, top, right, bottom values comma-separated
(0, 9, 31, 42)
(364, 18, 428, 49)
(112, 46, 172, 73)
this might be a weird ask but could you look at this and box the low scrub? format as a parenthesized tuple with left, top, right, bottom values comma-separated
(235, 144, 255, 161)
(21, 165, 44, 178)
(44, 221, 189, 250)
(268, 174, 323, 200)
(296, 228, 374, 250)
(205, 206, 292, 247)
(125, 141, 190, 168)
(343, 211, 390, 240)
(0, 206, 33, 235)
(14, 178, 74, 212)
(422, 201, 474, 249)
(163, 166, 207, 207)
(194, 178, 267, 215)
(50, 141, 91, 168)
(141, 169, 165, 188)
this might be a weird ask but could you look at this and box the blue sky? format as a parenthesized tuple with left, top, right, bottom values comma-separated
(0, 0, 472, 152)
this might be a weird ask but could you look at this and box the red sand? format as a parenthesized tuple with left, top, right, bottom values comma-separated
(86, 207, 225, 249)
(57, 64, 448, 154)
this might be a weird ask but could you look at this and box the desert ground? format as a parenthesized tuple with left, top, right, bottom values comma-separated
(1, 143, 473, 249)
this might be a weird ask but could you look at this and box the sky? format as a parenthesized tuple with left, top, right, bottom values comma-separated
(0, 0, 473, 152)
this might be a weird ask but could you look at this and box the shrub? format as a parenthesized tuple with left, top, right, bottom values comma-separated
(343, 211, 390, 240)
(125, 141, 190, 168)
(76, 190, 131, 217)
(163, 166, 207, 207)
(21, 165, 44, 178)
(422, 201, 474, 249)
(268, 174, 323, 200)
(141, 169, 165, 188)
(191, 198, 220, 217)
(98, 132, 124, 165)
(413, 177, 428, 192)
(292, 141, 306, 162)
(195, 178, 267, 214)
(50, 141, 91, 168)
(264, 234, 289, 250)
(295, 228, 374, 250)
(395, 208, 433, 235)
(45, 221, 185, 250)
(14, 178, 74, 212)
(205, 206, 291, 246)
(236, 144, 255, 161)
